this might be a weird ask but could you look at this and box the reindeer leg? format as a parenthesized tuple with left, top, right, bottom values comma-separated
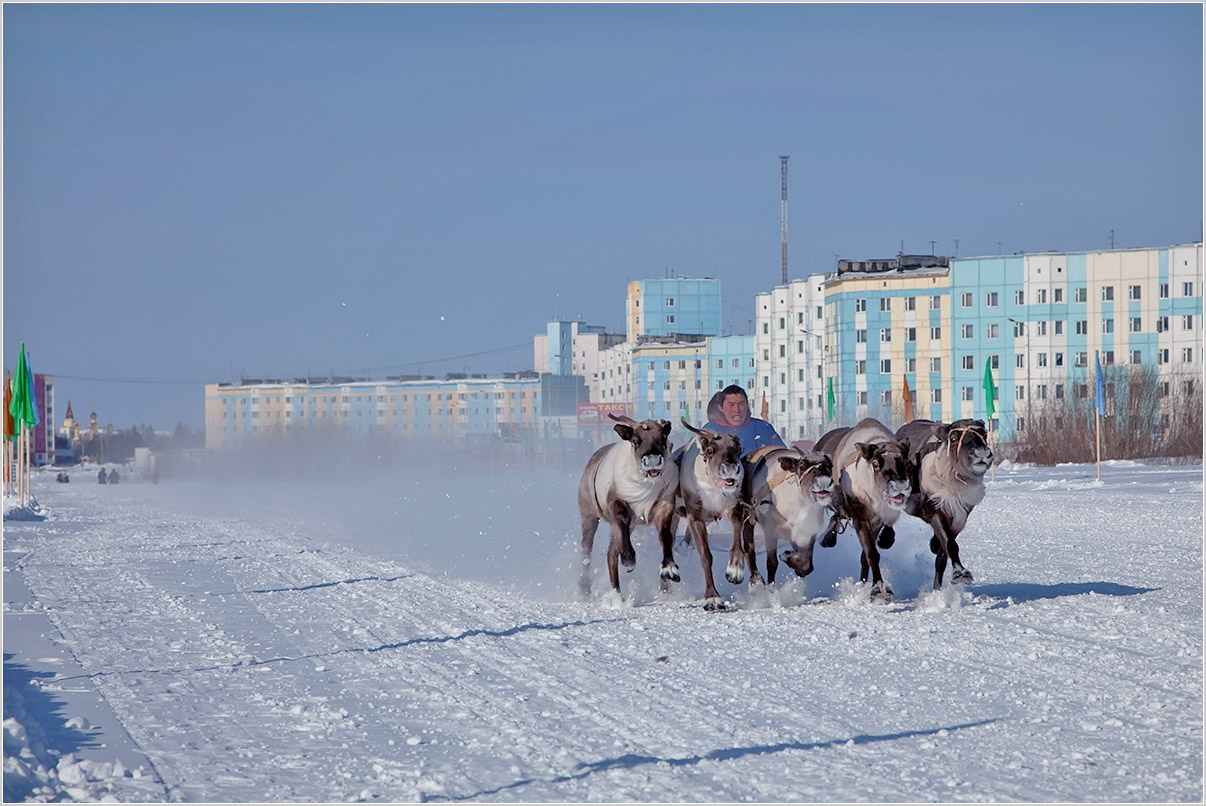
(579, 514, 599, 600)
(653, 500, 680, 585)
(858, 523, 892, 602)
(783, 533, 816, 578)
(763, 521, 780, 585)
(930, 513, 972, 586)
(608, 500, 637, 573)
(729, 509, 762, 588)
(689, 517, 724, 610)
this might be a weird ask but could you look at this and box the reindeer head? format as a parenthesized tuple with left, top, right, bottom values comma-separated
(681, 417, 744, 490)
(777, 450, 835, 507)
(611, 414, 673, 480)
(939, 418, 993, 477)
(855, 440, 913, 510)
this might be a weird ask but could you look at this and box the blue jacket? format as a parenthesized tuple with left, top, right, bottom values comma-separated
(706, 417, 785, 454)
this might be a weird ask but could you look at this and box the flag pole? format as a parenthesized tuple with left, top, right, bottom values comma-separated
(1095, 408, 1101, 482)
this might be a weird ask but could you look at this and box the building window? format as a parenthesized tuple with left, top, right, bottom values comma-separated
(1160, 283, 1170, 299)
(856, 360, 866, 375)
(931, 295, 942, 310)
(855, 299, 867, 312)
(1016, 385, 1026, 401)
(1016, 354, 1026, 369)
(1157, 315, 1169, 333)
(779, 317, 786, 330)
(962, 355, 974, 370)
(1157, 348, 1169, 365)
(961, 293, 973, 308)
(905, 327, 917, 342)
(880, 359, 892, 374)
(667, 297, 675, 306)
(1075, 320, 1088, 335)
(1075, 352, 1088, 368)
(1014, 290, 1025, 305)
(1131, 350, 1142, 365)
(1054, 352, 1063, 367)
(1128, 285, 1141, 300)
(961, 324, 974, 339)
(1054, 288, 1064, 303)
(1129, 317, 1142, 333)
(931, 389, 942, 403)
(905, 296, 916, 311)
(1183, 315, 1195, 331)
(1182, 348, 1194, 363)
(989, 354, 1000, 369)
(1102, 286, 1114, 301)
(985, 323, 999, 339)
(1103, 319, 1114, 334)
(1075, 287, 1087, 303)
(857, 391, 868, 405)
(1037, 353, 1048, 368)
(1183, 282, 1195, 297)
(962, 386, 974, 402)
(856, 329, 867, 343)
(930, 326, 942, 340)
(1103, 351, 1115, 365)
(930, 357, 942, 372)
(985, 292, 998, 307)
(880, 298, 891, 312)
(881, 329, 892, 343)
(667, 315, 675, 324)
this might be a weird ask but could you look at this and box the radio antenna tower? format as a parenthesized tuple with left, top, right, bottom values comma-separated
(779, 155, 790, 285)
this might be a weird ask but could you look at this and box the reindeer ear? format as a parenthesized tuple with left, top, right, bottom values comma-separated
(614, 423, 635, 441)
(856, 442, 877, 462)
(778, 456, 801, 473)
(658, 420, 672, 438)
(936, 424, 952, 442)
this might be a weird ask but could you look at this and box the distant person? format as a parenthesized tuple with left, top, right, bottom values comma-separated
(97, 468, 108, 484)
(107, 469, 120, 484)
(705, 385, 785, 453)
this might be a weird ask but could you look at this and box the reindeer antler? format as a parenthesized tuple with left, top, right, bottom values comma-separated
(608, 413, 639, 425)
(680, 417, 719, 438)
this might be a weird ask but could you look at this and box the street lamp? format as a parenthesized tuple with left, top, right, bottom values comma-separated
(1007, 318, 1031, 433)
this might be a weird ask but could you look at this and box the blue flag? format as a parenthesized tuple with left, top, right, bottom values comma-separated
(1094, 351, 1105, 416)
(25, 351, 39, 427)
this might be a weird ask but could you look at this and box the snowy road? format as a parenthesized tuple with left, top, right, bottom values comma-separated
(4, 459, 1203, 802)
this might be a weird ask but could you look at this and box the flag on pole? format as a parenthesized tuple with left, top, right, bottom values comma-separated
(902, 375, 914, 422)
(826, 378, 836, 421)
(24, 352, 39, 427)
(8, 344, 36, 434)
(982, 361, 996, 421)
(760, 391, 769, 421)
(3, 375, 14, 442)
(1094, 351, 1105, 416)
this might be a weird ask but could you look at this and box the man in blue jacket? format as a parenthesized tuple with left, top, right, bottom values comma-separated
(706, 385, 785, 453)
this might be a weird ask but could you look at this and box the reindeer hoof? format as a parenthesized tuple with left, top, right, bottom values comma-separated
(951, 568, 974, 585)
(820, 524, 839, 548)
(659, 562, 681, 583)
(703, 597, 727, 612)
(870, 582, 894, 602)
(748, 572, 766, 588)
(877, 525, 896, 549)
(620, 551, 636, 571)
(725, 563, 746, 585)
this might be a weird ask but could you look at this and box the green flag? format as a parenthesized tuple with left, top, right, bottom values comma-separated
(8, 343, 36, 435)
(826, 378, 836, 421)
(983, 361, 996, 421)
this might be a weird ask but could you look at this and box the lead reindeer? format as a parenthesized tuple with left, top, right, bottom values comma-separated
(577, 414, 680, 600)
(895, 418, 993, 590)
(676, 419, 756, 610)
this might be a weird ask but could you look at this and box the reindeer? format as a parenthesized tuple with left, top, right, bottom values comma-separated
(577, 414, 680, 600)
(821, 418, 914, 601)
(896, 418, 993, 589)
(742, 447, 835, 585)
(675, 418, 756, 610)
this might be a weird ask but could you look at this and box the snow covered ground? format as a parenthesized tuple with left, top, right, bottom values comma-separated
(3, 454, 1203, 802)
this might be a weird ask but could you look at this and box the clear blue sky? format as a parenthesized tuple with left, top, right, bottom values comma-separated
(4, 3, 1201, 431)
